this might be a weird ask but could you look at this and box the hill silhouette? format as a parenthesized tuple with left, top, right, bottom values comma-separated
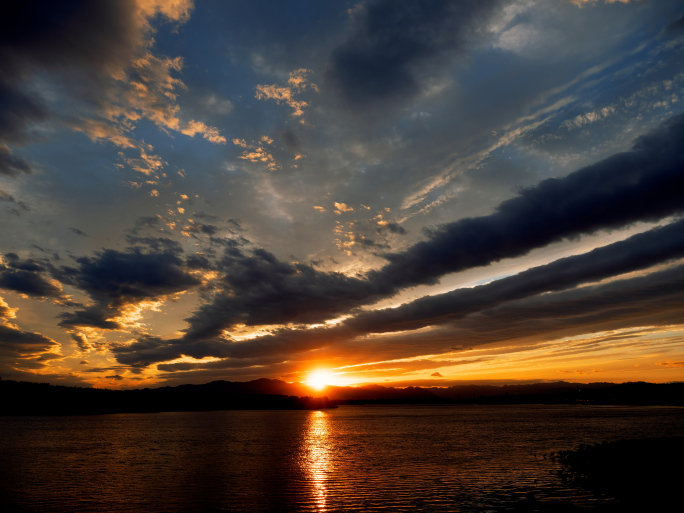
(1, 377, 682, 415)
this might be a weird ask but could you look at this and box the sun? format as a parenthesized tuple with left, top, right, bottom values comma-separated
(308, 370, 333, 390)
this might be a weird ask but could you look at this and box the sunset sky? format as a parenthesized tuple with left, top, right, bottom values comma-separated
(2, 0, 684, 389)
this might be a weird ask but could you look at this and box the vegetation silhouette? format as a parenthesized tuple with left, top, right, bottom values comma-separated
(0, 378, 336, 415)
(550, 437, 684, 511)
(1, 377, 682, 415)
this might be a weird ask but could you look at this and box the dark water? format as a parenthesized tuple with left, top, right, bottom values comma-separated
(1, 405, 683, 512)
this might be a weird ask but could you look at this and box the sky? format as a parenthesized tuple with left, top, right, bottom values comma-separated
(1, 0, 684, 389)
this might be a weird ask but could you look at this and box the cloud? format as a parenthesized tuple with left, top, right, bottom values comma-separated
(56, 248, 200, 330)
(180, 220, 219, 238)
(180, 247, 380, 339)
(70, 228, 88, 237)
(0, 144, 32, 177)
(0, 254, 62, 297)
(569, 0, 632, 6)
(70, 333, 92, 352)
(376, 220, 407, 235)
(325, 0, 505, 111)
(443, 263, 684, 351)
(348, 217, 684, 335)
(180, 120, 227, 144)
(167, 217, 684, 366)
(334, 202, 354, 214)
(0, 297, 16, 319)
(560, 106, 617, 131)
(0, 323, 59, 356)
(255, 69, 316, 117)
(314, 266, 684, 369)
(0, 269, 62, 297)
(657, 360, 684, 368)
(373, 113, 684, 290)
(0, 295, 59, 368)
(111, 113, 684, 369)
(1, 0, 147, 140)
(0, 190, 29, 210)
(234, 137, 278, 170)
(0, 0, 224, 176)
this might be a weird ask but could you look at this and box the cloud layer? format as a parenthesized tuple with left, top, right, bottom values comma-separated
(2, 0, 683, 386)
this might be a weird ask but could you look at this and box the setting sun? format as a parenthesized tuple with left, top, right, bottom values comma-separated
(308, 370, 333, 390)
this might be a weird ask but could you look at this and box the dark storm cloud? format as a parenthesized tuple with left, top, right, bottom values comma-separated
(446, 263, 684, 349)
(0, 1, 138, 74)
(180, 247, 382, 342)
(309, 264, 684, 368)
(57, 248, 200, 329)
(60, 249, 199, 297)
(150, 218, 684, 367)
(373, 113, 684, 290)
(132, 250, 684, 370)
(112, 113, 684, 367)
(190, 114, 684, 339)
(59, 306, 122, 331)
(3, 254, 43, 271)
(325, 0, 504, 110)
(70, 333, 90, 351)
(0, 254, 61, 297)
(111, 333, 238, 367)
(0, 269, 62, 297)
(348, 218, 684, 334)
(0, 0, 140, 143)
(113, 323, 357, 368)
(0, 324, 58, 357)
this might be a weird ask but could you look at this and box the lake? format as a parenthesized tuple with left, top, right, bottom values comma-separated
(1, 404, 683, 512)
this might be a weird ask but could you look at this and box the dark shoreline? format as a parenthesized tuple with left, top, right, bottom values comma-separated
(2, 377, 682, 415)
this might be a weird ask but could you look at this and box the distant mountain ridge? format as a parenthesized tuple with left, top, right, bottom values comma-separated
(1, 377, 682, 415)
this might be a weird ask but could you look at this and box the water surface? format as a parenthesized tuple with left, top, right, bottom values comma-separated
(2, 404, 683, 512)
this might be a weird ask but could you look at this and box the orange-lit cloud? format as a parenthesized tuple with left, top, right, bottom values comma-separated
(234, 137, 279, 170)
(657, 360, 684, 368)
(334, 202, 353, 214)
(255, 69, 317, 117)
(36, 0, 226, 177)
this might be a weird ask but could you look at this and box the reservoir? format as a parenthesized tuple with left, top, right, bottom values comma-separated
(1, 404, 683, 512)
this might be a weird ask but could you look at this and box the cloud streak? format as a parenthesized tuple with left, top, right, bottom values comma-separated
(4, 1, 684, 386)
(326, 0, 506, 111)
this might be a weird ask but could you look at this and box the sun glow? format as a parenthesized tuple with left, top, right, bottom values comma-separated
(307, 370, 333, 390)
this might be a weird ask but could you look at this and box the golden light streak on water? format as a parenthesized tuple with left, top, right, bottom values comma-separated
(304, 410, 331, 511)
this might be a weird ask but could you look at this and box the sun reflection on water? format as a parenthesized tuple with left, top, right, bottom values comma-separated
(305, 410, 331, 511)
